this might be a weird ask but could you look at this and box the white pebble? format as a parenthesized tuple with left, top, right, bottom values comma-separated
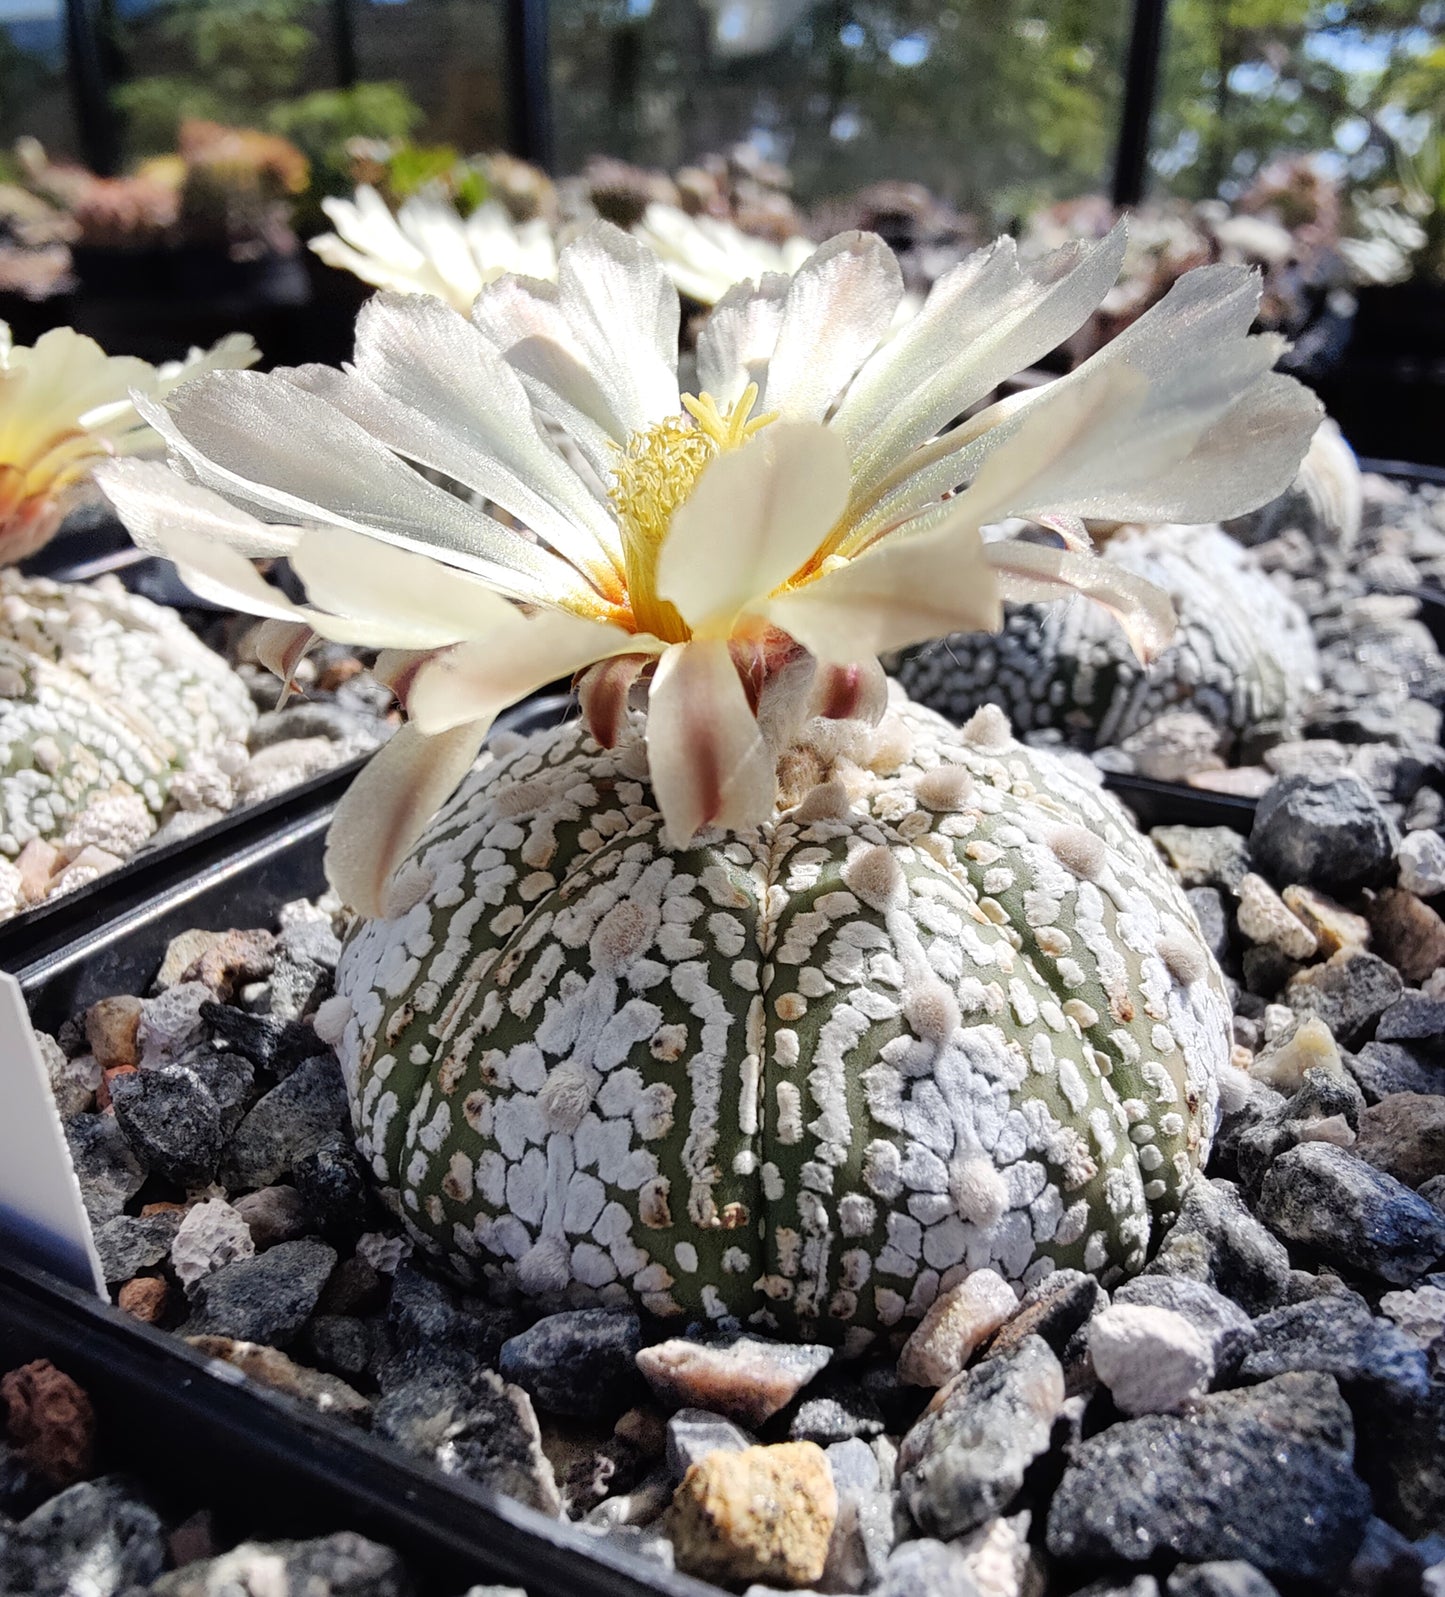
(1398, 829, 1445, 898)
(1379, 1285, 1445, 1350)
(356, 1230, 413, 1273)
(1088, 1303, 1214, 1415)
(171, 1198, 255, 1288)
(1236, 873, 1317, 960)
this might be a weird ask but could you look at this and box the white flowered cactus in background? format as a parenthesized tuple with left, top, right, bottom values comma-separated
(631, 202, 816, 305)
(0, 324, 259, 915)
(0, 323, 257, 562)
(312, 182, 812, 312)
(103, 220, 1321, 1337)
(311, 185, 559, 315)
(895, 520, 1324, 758)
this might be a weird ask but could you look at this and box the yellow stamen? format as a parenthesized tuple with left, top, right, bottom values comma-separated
(609, 384, 776, 640)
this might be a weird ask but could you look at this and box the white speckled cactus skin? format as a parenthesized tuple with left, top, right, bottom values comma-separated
(333, 690, 1227, 1345)
(895, 524, 1320, 755)
(0, 569, 256, 857)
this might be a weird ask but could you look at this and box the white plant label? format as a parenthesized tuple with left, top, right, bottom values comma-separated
(0, 973, 106, 1296)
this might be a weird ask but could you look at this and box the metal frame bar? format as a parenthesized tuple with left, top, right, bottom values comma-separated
(331, 0, 358, 90)
(1114, 0, 1168, 207)
(505, 0, 555, 171)
(62, 0, 119, 176)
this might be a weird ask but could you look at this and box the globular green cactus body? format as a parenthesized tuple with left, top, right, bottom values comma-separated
(0, 570, 256, 856)
(895, 524, 1319, 755)
(334, 691, 1226, 1346)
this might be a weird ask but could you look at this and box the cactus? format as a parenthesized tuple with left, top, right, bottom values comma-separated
(892, 523, 1320, 758)
(0, 570, 256, 864)
(331, 688, 1226, 1344)
(0, 321, 260, 900)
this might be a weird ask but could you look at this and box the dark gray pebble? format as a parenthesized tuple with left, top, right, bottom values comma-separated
(1143, 1178, 1292, 1314)
(222, 1055, 349, 1189)
(897, 1334, 1063, 1539)
(1257, 1142, 1445, 1285)
(183, 1238, 337, 1344)
(1046, 1372, 1371, 1581)
(0, 1477, 165, 1597)
(93, 1211, 180, 1286)
(1252, 772, 1398, 896)
(63, 1113, 145, 1225)
(110, 1065, 226, 1186)
(497, 1308, 643, 1419)
(1240, 1292, 1431, 1403)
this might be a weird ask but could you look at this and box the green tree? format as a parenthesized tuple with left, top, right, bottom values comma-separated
(111, 0, 320, 154)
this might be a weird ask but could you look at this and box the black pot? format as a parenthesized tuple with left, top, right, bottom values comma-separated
(1307, 282, 1445, 468)
(0, 1257, 692, 1597)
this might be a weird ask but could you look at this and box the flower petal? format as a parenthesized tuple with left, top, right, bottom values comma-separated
(98, 458, 300, 559)
(405, 609, 652, 735)
(250, 618, 315, 702)
(645, 639, 775, 847)
(556, 222, 682, 433)
(694, 273, 790, 408)
(578, 652, 650, 748)
(959, 324, 1321, 527)
(984, 537, 1178, 664)
(472, 273, 633, 479)
(288, 523, 516, 644)
(150, 520, 468, 649)
(762, 502, 999, 663)
(326, 719, 488, 918)
(831, 226, 1127, 495)
(758, 233, 902, 422)
(289, 292, 622, 586)
(138, 372, 571, 602)
(657, 422, 850, 637)
(842, 260, 1320, 547)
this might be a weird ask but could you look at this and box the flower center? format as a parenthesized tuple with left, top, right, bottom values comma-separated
(609, 383, 775, 639)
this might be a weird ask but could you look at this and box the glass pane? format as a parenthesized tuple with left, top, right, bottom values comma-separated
(106, 0, 340, 160)
(550, 0, 1134, 225)
(0, 1, 74, 159)
(353, 0, 509, 155)
(1152, 0, 1445, 206)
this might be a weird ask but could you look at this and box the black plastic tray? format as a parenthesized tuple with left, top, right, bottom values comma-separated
(0, 1257, 701, 1597)
(1098, 770, 1257, 833)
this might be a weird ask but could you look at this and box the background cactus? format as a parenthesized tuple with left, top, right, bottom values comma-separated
(332, 689, 1226, 1346)
(0, 570, 256, 875)
(892, 523, 1320, 759)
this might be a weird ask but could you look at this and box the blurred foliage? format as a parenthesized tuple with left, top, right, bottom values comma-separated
(111, 0, 317, 152)
(269, 83, 423, 212)
(104, 0, 422, 215)
(552, 0, 1129, 226)
(1156, 0, 1445, 198)
(552, 0, 1444, 236)
(382, 144, 490, 213)
(4, 0, 1444, 274)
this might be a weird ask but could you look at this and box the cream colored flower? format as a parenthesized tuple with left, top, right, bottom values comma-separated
(0, 324, 256, 564)
(101, 221, 1319, 916)
(632, 202, 816, 305)
(311, 185, 557, 313)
